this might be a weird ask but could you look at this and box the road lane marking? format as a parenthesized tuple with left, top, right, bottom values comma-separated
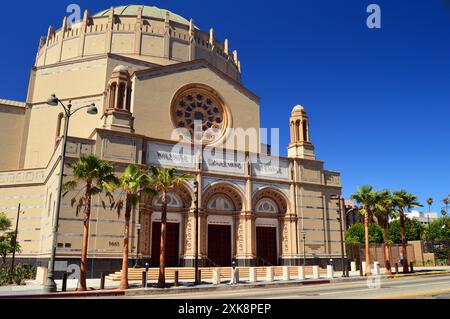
(377, 289, 450, 299)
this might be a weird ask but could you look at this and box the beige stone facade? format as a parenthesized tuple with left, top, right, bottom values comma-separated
(0, 5, 344, 276)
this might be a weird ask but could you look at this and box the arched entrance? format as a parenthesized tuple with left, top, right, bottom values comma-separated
(203, 183, 244, 267)
(148, 185, 192, 267)
(253, 188, 288, 266)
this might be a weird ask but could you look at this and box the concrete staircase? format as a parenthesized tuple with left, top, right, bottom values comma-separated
(106, 266, 327, 281)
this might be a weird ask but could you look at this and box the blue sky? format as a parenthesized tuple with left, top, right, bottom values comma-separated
(1, 1, 449, 212)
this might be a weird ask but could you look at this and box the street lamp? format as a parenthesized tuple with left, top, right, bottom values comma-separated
(43, 94, 98, 293)
(134, 223, 142, 268)
(300, 231, 306, 266)
(330, 194, 348, 277)
(193, 180, 200, 285)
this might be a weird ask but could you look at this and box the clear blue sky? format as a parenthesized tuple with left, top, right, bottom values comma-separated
(1, 1, 449, 212)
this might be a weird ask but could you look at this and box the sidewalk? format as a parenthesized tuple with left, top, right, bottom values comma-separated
(1, 266, 449, 298)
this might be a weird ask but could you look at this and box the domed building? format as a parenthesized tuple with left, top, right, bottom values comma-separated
(0, 5, 344, 277)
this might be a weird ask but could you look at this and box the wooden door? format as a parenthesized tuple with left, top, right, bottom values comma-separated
(207, 224, 232, 266)
(256, 226, 278, 266)
(151, 222, 180, 267)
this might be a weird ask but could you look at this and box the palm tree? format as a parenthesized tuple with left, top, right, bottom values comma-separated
(372, 190, 396, 275)
(351, 185, 378, 276)
(149, 166, 192, 288)
(392, 190, 422, 273)
(113, 165, 155, 290)
(426, 197, 433, 212)
(443, 197, 449, 217)
(63, 155, 116, 291)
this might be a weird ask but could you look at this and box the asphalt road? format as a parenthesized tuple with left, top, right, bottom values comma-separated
(116, 274, 450, 299)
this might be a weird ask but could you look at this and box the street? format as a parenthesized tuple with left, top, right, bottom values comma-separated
(112, 274, 450, 299)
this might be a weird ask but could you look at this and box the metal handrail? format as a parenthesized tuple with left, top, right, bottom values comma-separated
(255, 256, 273, 267)
(205, 257, 219, 268)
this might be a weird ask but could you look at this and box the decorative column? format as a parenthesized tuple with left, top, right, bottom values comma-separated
(134, 6, 143, 55)
(57, 16, 67, 62)
(105, 7, 114, 54)
(188, 19, 196, 61)
(280, 213, 299, 265)
(78, 10, 89, 57)
(163, 11, 170, 58)
(235, 153, 256, 266)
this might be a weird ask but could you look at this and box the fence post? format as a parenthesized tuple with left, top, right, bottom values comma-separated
(142, 271, 147, 288)
(100, 272, 106, 290)
(62, 273, 68, 292)
(174, 271, 179, 287)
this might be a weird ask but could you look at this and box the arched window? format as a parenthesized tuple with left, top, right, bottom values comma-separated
(207, 194, 235, 211)
(109, 83, 117, 109)
(125, 86, 132, 112)
(302, 120, 308, 142)
(118, 83, 126, 110)
(153, 193, 183, 208)
(256, 198, 279, 213)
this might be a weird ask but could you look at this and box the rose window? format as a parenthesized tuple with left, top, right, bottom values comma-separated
(171, 86, 227, 143)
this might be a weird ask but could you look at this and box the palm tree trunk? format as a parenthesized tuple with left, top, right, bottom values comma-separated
(158, 191, 168, 288)
(77, 183, 91, 291)
(383, 226, 392, 275)
(400, 210, 409, 273)
(364, 208, 372, 276)
(119, 194, 132, 290)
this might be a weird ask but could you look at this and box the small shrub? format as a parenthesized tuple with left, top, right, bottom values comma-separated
(0, 264, 36, 286)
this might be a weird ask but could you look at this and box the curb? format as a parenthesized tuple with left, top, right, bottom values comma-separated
(1, 270, 448, 298)
(124, 279, 331, 296)
(0, 290, 125, 299)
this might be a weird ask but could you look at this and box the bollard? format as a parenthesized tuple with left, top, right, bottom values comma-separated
(373, 262, 380, 275)
(350, 261, 356, 272)
(359, 262, 363, 276)
(62, 273, 68, 292)
(230, 268, 239, 285)
(212, 268, 221, 285)
(174, 271, 179, 287)
(362, 261, 367, 276)
(142, 271, 147, 288)
(282, 266, 290, 281)
(409, 262, 414, 273)
(249, 267, 257, 283)
(198, 270, 201, 284)
(266, 267, 274, 282)
(100, 272, 106, 290)
(298, 266, 305, 280)
(312, 265, 320, 279)
(327, 265, 334, 279)
(394, 263, 399, 274)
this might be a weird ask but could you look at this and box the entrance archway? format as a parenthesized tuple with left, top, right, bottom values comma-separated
(253, 188, 288, 266)
(203, 183, 244, 266)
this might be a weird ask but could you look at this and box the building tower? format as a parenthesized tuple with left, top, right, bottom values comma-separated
(287, 105, 315, 159)
(103, 65, 134, 132)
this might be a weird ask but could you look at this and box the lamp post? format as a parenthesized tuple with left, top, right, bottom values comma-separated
(300, 231, 306, 266)
(134, 223, 142, 268)
(43, 94, 98, 293)
(8, 204, 24, 284)
(331, 194, 348, 277)
(193, 180, 199, 285)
